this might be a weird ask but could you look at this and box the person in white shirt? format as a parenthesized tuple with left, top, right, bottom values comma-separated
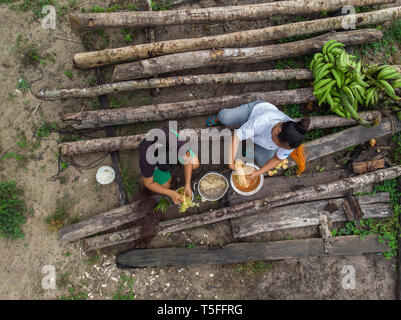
(206, 100, 309, 180)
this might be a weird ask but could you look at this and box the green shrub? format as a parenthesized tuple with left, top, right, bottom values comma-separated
(0, 181, 26, 239)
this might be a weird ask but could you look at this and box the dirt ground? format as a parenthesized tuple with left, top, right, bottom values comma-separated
(0, 0, 399, 300)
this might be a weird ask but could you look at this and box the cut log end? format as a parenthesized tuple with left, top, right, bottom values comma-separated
(60, 144, 69, 156)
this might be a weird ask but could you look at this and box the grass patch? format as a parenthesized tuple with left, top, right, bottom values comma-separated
(355, 19, 401, 63)
(234, 262, 273, 275)
(62, 70, 73, 79)
(332, 179, 400, 259)
(121, 165, 138, 198)
(45, 196, 69, 232)
(61, 285, 89, 300)
(113, 275, 135, 300)
(0, 181, 26, 239)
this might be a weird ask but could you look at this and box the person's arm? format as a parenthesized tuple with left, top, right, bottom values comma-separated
(228, 133, 241, 170)
(248, 153, 283, 180)
(257, 153, 282, 175)
(142, 176, 181, 204)
(182, 150, 199, 198)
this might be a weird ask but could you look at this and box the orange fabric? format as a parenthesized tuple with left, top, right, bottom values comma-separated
(290, 144, 306, 176)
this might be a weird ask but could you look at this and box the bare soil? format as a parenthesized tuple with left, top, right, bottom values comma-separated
(0, 0, 398, 300)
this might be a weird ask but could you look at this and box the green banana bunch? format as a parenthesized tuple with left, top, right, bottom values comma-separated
(310, 40, 401, 127)
(365, 65, 401, 102)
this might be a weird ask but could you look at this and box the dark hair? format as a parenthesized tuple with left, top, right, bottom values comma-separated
(278, 118, 310, 149)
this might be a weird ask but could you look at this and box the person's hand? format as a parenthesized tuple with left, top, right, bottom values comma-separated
(228, 163, 235, 171)
(169, 190, 182, 205)
(247, 170, 260, 183)
(184, 184, 192, 199)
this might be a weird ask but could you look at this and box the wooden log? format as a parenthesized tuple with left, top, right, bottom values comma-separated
(352, 158, 385, 174)
(72, 7, 401, 69)
(115, 234, 388, 268)
(228, 169, 350, 205)
(72, 169, 346, 245)
(63, 88, 315, 129)
(287, 117, 401, 167)
(231, 193, 391, 238)
(84, 166, 401, 250)
(112, 29, 383, 81)
(58, 201, 145, 243)
(69, 0, 393, 30)
(144, 0, 156, 44)
(36, 69, 313, 100)
(60, 111, 382, 156)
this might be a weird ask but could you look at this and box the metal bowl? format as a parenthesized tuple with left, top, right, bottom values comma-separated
(195, 172, 229, 201)
(230, 163, 264, 196)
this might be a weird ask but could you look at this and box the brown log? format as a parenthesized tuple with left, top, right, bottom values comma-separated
(63, 88, 315, 129)
(352, 158, 385, 174)
(72, 7, 401, 69)
(69, 0, 393, 30)
(36, 69, 313, 100)
(231, 193, 391, 238)
(84, 165, 401, 250)
(112, 29, 383, 81)
(287, 117, 401, 167)
(60, 111, 382, 156)
(115, 234, 388, 268)
(58, 201, 145, 243)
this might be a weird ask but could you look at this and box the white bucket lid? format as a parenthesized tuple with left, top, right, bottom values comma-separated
(96, 166, 116, 185)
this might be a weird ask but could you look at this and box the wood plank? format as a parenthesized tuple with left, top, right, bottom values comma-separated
(84, 167, 401, 251)
(288, 117, 401, 167)
(231, 193, 392, 238)
(227, 169, 349, 205)
(115, 235, 388, 268)
(58, 201, 145, 243)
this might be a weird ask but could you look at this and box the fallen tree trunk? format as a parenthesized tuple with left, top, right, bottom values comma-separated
(227, 117, 401, 205)
(69, 0, 392, 30)
(36, 69, 313, 100)
(84, 165, 401, 250)
(115, 234, 388, 268)
(63, 88, 315, 129)
(231, 193, 391, 238)
(287, 117, 401, 167)
(112, 29, 383, 81)
(37, 64, 400, 100)
(73, 7, 401, 69)
(58, 201, 145, 243)
(60, 111, 382, 156)
(61, 170, 348, 243)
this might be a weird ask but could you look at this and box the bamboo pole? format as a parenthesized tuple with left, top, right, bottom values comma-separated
(72, 7, 401, 69)
(60, 111, 382, 156)
(83, 165, 401, 250)
(69, 0, 393, 30)
(63, 88, 315, 129)
(112, 29, 383, 81)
